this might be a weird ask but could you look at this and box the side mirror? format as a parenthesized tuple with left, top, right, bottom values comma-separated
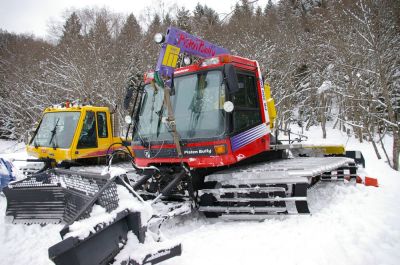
(223, 64, 239, 94)
(123, 87, 133, 110)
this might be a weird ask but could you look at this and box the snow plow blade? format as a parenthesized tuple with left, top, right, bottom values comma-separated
(45, 170, 181, 265)
(49, 211, 144, 265)
(49, 210, 182, 265)
(3, 169, 115, 224)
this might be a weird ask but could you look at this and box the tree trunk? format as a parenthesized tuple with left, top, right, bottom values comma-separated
(393, 127, 400, 171)
(321, 116, 327, 139)
(367, 128, 381, 160)
(284, 121, 290, 136)
(357, 127, 363, 143)
(320, 95, 327, 139)
(378, 130, 392, 168)
(333, 117, 339, 130)
(305, 117, 313, 131)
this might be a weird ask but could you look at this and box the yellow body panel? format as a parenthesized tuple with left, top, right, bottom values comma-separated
(26, 105, 132, 163)
(162, 45, 181, 68)
(298, 144, 346, 155)
(308, 145, 346, 155)
(264, 83, 277, 129)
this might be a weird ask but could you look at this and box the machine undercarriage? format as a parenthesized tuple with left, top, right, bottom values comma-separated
(198, 156, 357, 219)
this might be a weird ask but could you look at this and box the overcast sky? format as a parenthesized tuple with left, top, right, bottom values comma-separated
(0, 0, 275, 39)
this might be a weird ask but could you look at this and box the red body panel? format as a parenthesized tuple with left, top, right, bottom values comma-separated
(232, 134, 270, 162)
(134, 139, 237, 168)
(133, 133, 271, 168)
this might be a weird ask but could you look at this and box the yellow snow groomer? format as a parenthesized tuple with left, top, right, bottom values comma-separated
(26, 103, 132, 165)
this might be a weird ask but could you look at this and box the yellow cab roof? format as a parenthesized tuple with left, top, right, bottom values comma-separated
(44, 105, 109, 113)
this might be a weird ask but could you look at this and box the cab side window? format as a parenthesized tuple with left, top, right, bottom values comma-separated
(77, 111, 98, 148)
(231, 74, 262, 132)
(97, 112, 108, 138)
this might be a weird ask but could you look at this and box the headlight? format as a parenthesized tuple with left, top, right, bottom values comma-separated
(154, 33, 165, 44)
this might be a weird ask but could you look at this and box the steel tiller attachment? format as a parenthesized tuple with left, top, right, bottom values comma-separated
(4, 169, 116, 224)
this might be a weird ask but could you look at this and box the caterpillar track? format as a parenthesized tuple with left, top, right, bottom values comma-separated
(198, 157, 357, 220)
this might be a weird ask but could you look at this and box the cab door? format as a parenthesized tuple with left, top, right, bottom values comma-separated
(95, 111, 112, 152)
(228, 71, 269, 155)
(75, 110, 99, 158)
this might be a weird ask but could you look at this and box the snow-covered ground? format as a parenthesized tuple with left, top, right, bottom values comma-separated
(1, 126, 399, 265)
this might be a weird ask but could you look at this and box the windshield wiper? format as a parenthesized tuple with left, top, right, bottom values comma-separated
(140, 136, 150, 148)
(156, 104, 164, 137)
(49, 118, 60, 148)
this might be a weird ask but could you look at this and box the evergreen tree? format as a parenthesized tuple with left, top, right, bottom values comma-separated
(119, 14, 141, 44)
(175, 7, 191, 32)
(89, 14, 111, 44)
(240, 0, 253, 17)
(203, 5, 219, 26)
(147, 14, 162, 34)
(163, 13, 172, 26)
(255, 6, 262, 17)
(264, 0, 274, 15)
(59, 12, 82, 47)
(193, 3, 204, 21)
(193, 4, 219, 26)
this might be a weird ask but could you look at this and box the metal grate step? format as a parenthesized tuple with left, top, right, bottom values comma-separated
(199, 206, 288, 214)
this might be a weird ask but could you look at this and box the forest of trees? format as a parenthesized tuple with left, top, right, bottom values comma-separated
(0, 0, 399, 170)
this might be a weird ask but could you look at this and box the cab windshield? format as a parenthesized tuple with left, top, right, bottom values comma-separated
(135, 70, 226, 142)
(30, 112, 81, 149)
